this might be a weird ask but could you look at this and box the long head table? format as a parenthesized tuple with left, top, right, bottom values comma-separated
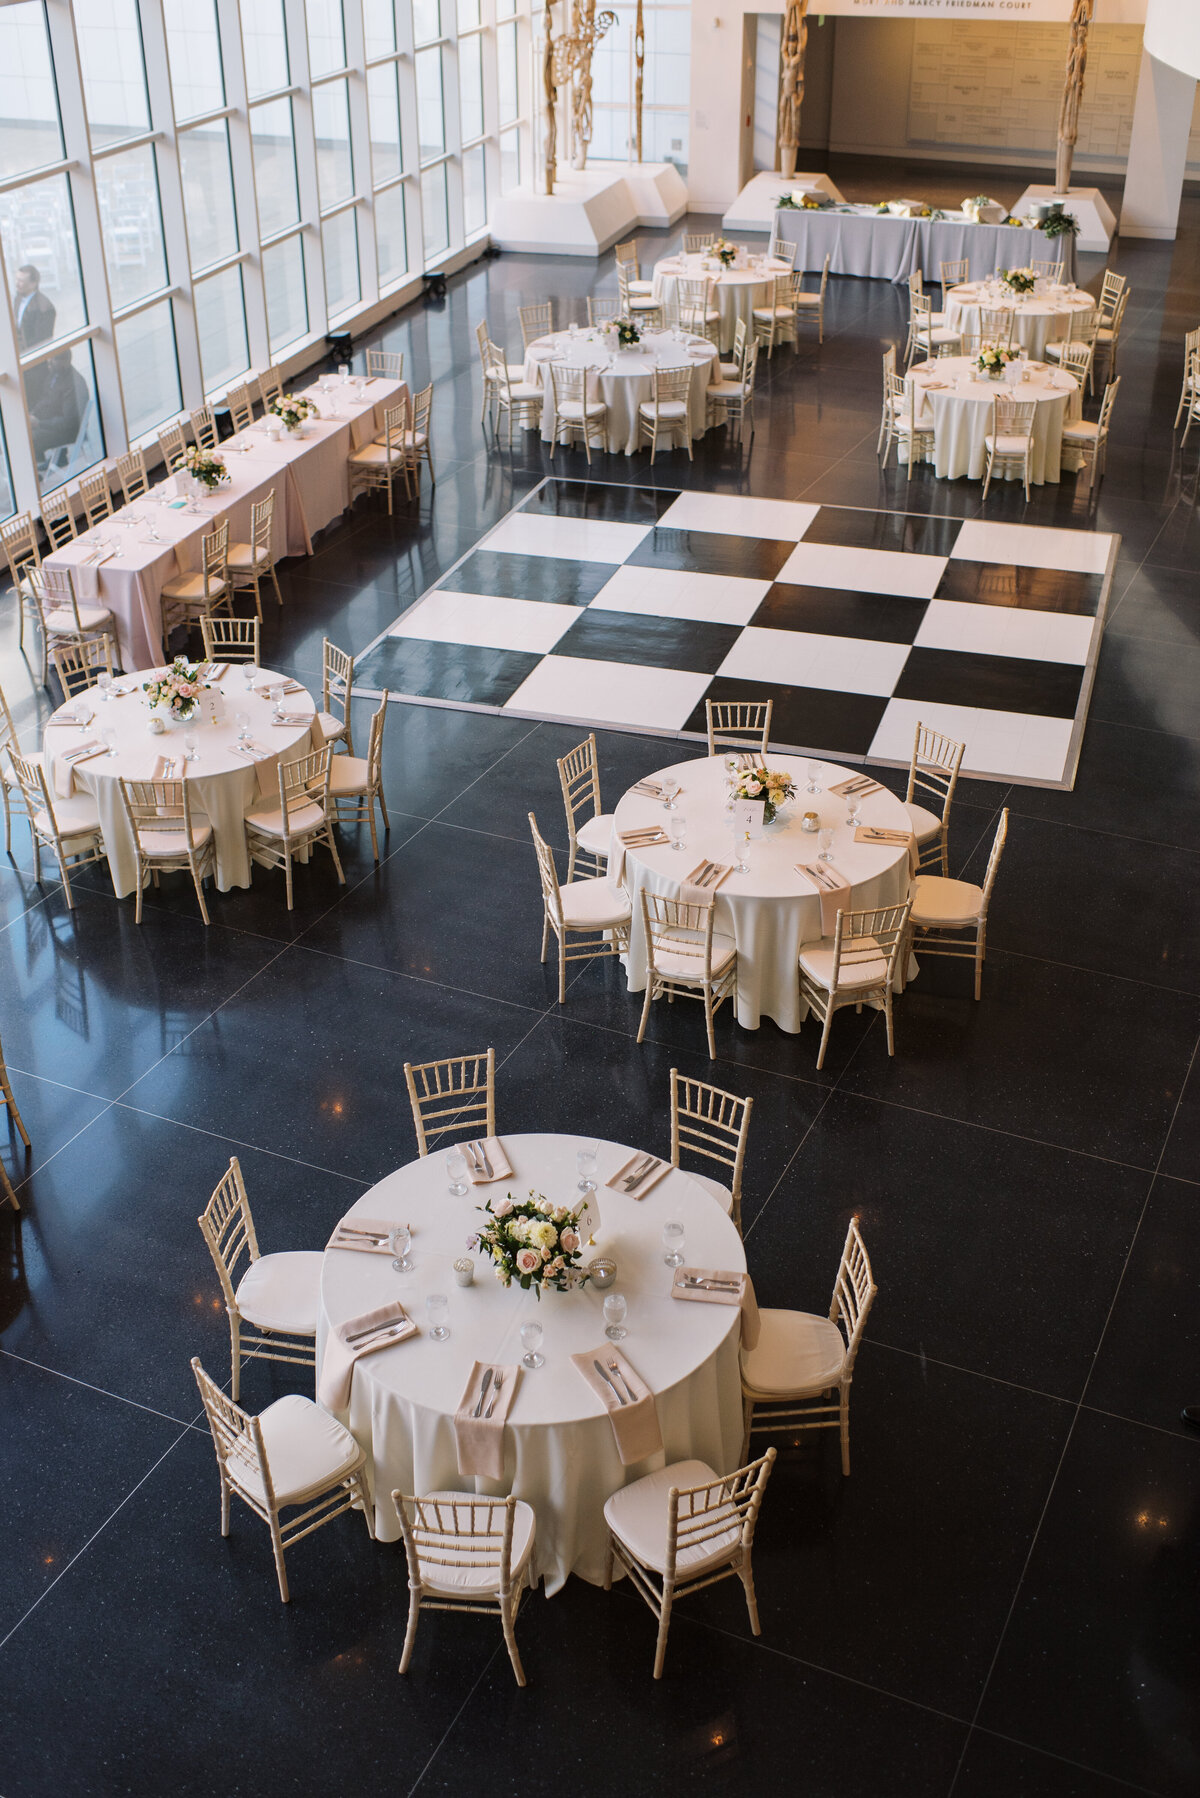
(772, 205, 1077, 288)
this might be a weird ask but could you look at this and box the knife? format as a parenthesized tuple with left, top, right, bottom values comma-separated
(473, 1367, 493, 1418)
(623, 1155, 655, 1192)
(682, 1276, 742, 1292)
(462, 1141, 482, 1176)
(345, 1317, 406, 1347)
(477, 1140, 494, 1178)
(593, 1358, 627, 1405)
(338, 1225, 390, 1242)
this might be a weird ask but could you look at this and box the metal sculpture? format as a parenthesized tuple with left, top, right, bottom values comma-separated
(543, 0, 558, 194)
(1055, 0, 1095, 195)
(778, 0, 809, 181)
(634, 0, 645, 164)
(554, 0, 617, 172)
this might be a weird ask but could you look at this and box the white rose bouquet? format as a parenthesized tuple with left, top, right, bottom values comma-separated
(999, 266, 1036, 297)
(173, 445, 229, 492)
(733, 765, 796, 825)
(269, 393, 320, 431)
(472, 1190, 590, 1295)
(142, 655, 209, 721)
(977, 343, 1019, 378)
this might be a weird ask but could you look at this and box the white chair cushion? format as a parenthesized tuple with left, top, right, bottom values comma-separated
(244, 797, 327, 838)
(159, 571, 226, 602)
(501, 382, 544, 402)
(798, 937, 888, 992)
(925, 328, 961, 345)
(414, 1493, 536, 1596)
(652, 928, 736, 984)
(985, 435, 1032, 454)
(910, 874, 983, 929)
(136, 820, 214, 857)
(627, 298, 661, 313)
(639, 400, 688, 420)
(328, 755, 371, 796)
(349, 442, 405, 468)
(752, 307, 795, 323)
(316, 711, 347, 741)
(741, 1307, 846, 1398)
(689, 1169, 734, 1216)
(1061, 420, 1102, 441)
(792, 293, 823, 309)
(226, 543, 269, 571)
(238, 1392, 362, 1508)
(485, 363, 527, 384)
(576, 812, 613, 856)
(604, 1459, 740, 1577)
(234, 1248, 323, 1335)
(558, 877, 632, 932)
(35, 795, 101, 841)
(716, 360, 740, 380)
(904, 800, 942, 843)
(1044, 342, 1066, 360)
(557, 401, 607, 420)
(707, 381, 748, 400)
(45, 603, 113, 633)
(626, 279, 654, 295)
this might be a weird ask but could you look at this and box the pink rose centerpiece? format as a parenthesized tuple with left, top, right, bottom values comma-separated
(471, 1190, 591, 1296)
(142, 655, 209, 723)
(733, 764, 796, 826)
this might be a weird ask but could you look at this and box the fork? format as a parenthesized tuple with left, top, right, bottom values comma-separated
(462, 1141, 483, 1176)
(608, 1359, 637, 1403)
(484, 1369, 504, 1418)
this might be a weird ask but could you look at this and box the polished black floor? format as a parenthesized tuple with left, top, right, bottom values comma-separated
(1, 192, 1198, 1798)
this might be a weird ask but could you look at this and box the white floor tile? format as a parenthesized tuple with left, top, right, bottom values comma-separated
(502, 655, 711, 732)
(914, 600, 1097, 666)
(870, 697, 1074, 784)
(950, 520, 1115, 574)
(719, 626, 909, 696)
(655, 491, 820, 541)
(587, 564, 771, 625)
(389, 589, 579, 654)
(774, 540, 948, 599)
(487, 512, 652, 563)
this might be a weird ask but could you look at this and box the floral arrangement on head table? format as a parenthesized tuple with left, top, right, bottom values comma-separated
(471, 1190, 591, 1295)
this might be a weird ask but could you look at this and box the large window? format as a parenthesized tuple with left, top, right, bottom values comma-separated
(591, 2, 689, 170)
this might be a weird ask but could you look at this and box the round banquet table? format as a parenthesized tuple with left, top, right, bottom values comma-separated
(612, 754, 915, 1034)
(41, 666, 320, 898)
(317, 1133, 747, 1594)
(651, 252, 792, 353)
(523, 328, 717, 456)
(943, 281, 1094, 361)
(905, 356, 1082, 484)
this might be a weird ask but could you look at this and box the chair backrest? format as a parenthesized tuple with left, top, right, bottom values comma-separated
(0, 683, 22, 763)
(115, 447, 148, 504)
(1100, 269, 1126, 311)
(257, 366, 284, 409)
(979, 308, 1012, 348)
(550, 362, 594, 415)
(322, 637, 353, 724)
(201, 614, 259, 662)
(978, 807, 1009, 922)
(226, 381, 255, 432)
(276, 746, 332, 834)
(78, 468, 113, 528)
(614, 237, 639, 269)
(663, 1449, 775, 1585)
(706, 697, 772, 756)
(641, 889, 718, 983)
(616, 265, 638, 305)
(201, 518, 229, 587)
(587, 296, 620, 325)
(907, 269, 924, 303)
(1058, 340, 1094, 387)
(190, 405, 218, 452)
(158, 420, 187, 467)
(828, 902, 911, 993)
(198, 1155, 260, 1305)
(40, 491, 77, 548)
(6, 749, 53, 824)
(409, 381, 433, 441)
(1030, 258, 1063, 280)
(905, 721, 965, 819)
(774, 273, 793, 309)
(529, 810, 563, 924)
(992, 396, 1036, 441)
(52, 634, 114, 698)
(395, 1492, 519, 1594)
(740, 339, 760, 396)
(364, 690, 388, 785)
(1066, 306, 1098, 345)
(670, 1067, 753, 1197)
(483, 340, 520, 401)
(557, 732, 602, 840)
(474, 319, 492, 373)
(769, 236, 796, 270)
(1, 511, 40, 582)
(191, 1358, 276, 1509)
(1184, 326, 1200, 370)
(120, 776, 201, 850)
(677, 275, 712, 313)
(40, 562, 84, 630)
(682, 233, 714, 254)
(828, 1214, 877, 1376)
(519, 301, 553, 348)
(727, 316, 748, 376)
(940, 259, 968, 288)
(882, 345, 897, 390)
(248, 491, 275, 557)
(651, 365, 692, 409)
(1105, 288, 1129, 341)
(813, 251, 830, 300)
(366, 348, 404, 381)
(403, 1048, 496, 1157)
(374, 398, 408, 463)
(1095, 375, 1121, 437)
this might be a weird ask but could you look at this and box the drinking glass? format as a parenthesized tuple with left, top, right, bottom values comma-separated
(734, 831, 751, 875)
(603, 1293, 627, 1341)
(100, 726, 116, 757)
(270, 684, 285, 717)
(426, 1293, 449, 1341)
(520, 1320, 544, 1368)
(661, 776, 679, 811)
(338, 363, 350, 384)
(234, 712, 250, 744)
(446, 1151, 469, 1197)
(390, 1223, 413, 1273)
(819, 828, 834, 862)
(576, 1143, 598, 1192)
(97, 672, 113, 703)
(662, 1221, 685, 1267)
(669, 814, 687, 852)
(183, 732, 198, 763)
(806, 759, 822, 794)
(846, 794, 863, 830)
(241, 663, 256, 689)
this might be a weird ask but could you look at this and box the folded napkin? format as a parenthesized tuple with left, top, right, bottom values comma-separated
(731, 752, 765, 772)
(61, 737, 103, 764)
(463, 1137, 512, 1185)
(797, 860, 851, 935)
(206, 663, 229, 682)
(326, 1215, 399, 1256)
(318, 1300, 418, 1410)
(671, 1266, 761, 1350)
(614, 825, 669, 886)
(454, 1361, 520, 1479)
(855, 824, 919, 875)
(605, 1152, 669, 1200)
(53, 739, 107, 798)
(571, 1347, 662, 1465)
(255, 679, 305, 698)
(828, 775, 884, 799)
(680, 860, 731, 905)
(150, 754, 180, 782)
(271, 712, 313, 726)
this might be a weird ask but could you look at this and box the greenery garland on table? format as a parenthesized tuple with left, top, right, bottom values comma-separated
(1040, 211, 1079, 239)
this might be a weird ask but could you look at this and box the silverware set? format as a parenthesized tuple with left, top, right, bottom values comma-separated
(620, 1154, 660, 1194)
(800, 862, 839, 891)
(838, 775, 879, 797)
(593, 1357, 637, 1405)
(344, 1315, 410, 1350)
(680, 1274, 741, 1293)
(620, 827, 667, 845)
(463, 1140, 494, 1178)
(688, 860, 726, 890)
(471, 1367, 505, 1418)
(336, 1223, 391, 1245)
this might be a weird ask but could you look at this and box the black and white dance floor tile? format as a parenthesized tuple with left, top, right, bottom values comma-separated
(358, 480, 1118, 788)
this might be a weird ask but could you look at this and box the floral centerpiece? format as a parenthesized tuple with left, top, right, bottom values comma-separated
(999, 266, 1036, 297)
(600, 316, 641, 348)
(472, 1190, 590, 1295)
(269, 393, 320, 433)
(733, 765, 796, 826)
(711, 238, 738, 268)
(173, 445, 229, 493)
(977, 343, 1019, 379)
(776, 191, 801, 210)
(143, 656, 209, 722)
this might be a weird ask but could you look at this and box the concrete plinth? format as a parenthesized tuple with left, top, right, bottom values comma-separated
(489, 162, 688, 257)
(1013, 186, 1116, 255)
(722, 170, 848, 235)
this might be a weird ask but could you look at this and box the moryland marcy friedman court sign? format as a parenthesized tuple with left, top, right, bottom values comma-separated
(828, 1, 1089, 18)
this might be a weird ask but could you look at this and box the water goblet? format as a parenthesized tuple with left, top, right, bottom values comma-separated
(100, 726, 117, 757)
(184, 732, 198, 764)
(603, 1293, 627, 1341)
(241, 662, 256, 690)
(426, 1293, 450, 1341)
(390, 1223, 413, 1273)
(806, 759, 823, 794)
(669, 813, 687, 852)
(520, 1320, 545, 1369)
(734, 830, 751, 875)
(819, 827, 834, 862)
(576, 1143, 598, 1192)
(662, 1220, 686, 1268)
(338, 363, 350, 384)
(97, 671, 113, 703)
(846, 794, 863, 830)
(270, 683, 285, 717)
(446, 1151, 469, 1197)
(234, 711, 250, 745)
(661, 775, 680, 811)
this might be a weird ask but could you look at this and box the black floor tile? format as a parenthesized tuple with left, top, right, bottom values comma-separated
(520, 477, 679, 523)
(1005, 721, 1200, 855)
(1089, 632, 1200, 740)
(444, 547, 618, 605)
(553, 606, 741, 674)
(1160, 1047, 1200, 1184)
(1107, 560, 1200, 647)
(804, 504, 964, 558)
(894, 646, 1084, 718)
(954, 1730, 1160, 1797)
(935, 561, 1106, 615)
(684, 675, 890, 758)
(750, 582, 930, 643)
(357, 636, 541, 703)
(625, 528, 798, 580)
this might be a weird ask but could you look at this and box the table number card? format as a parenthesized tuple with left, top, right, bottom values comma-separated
(578, 1191, 602, 1245)
(733, 799, 765, 838)
(201, 691, 224, 725)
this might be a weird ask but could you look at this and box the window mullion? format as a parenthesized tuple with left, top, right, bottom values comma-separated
(283, 0, 326, 339)
(215, 0, 267, 377)
(394, 18, 424, 278)
(344, 2, 379, 306)
(138, 0, 203, 413)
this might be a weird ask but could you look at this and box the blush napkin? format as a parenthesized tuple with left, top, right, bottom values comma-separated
(463, 1138, 513, 1185)
(854, 824, 919, 877)
(326, 1215, 398, 1256)
(318, 1300, 417, 1410)
(827, 775, 883, 800)
(680, 861, 731, 906)
(797, 860, 851, 936)
(613, 826, 667, 887)
(53, 739, 105, 798)
(454, 1361, 520, 1479)
(571, 1347, 662, 1465)
(671, 1267, 761, 1350)
(605, 1152, 669, 1199)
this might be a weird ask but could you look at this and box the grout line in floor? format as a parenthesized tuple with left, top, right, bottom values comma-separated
(0, 1347, 203, 1432)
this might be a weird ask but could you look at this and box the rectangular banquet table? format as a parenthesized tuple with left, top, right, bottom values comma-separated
(772, 207, 1076, 287)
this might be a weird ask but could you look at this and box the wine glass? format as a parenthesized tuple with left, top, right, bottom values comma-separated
(100, 726, 116, 757)
(520, 1320, 544, 1369)
(389, 1223, 413, 1273)
(806, 759, 823, 794)
(846, 793, 864, 830)
(819, 828, 834, 862)
(603, 1293, 627, 1341)
(662, 1221, 685, 1268)
(661, 775, 679, 811)
(734, 830, 751, 875)
(183, 732, 198, 764)
(576, 1143, 598, 1192)
(97, 671, 113, 703)
(426, 1293, 449, 1341)
(234, 711, 250, 745)
(241, 662, 256, 690)
(669, 813, 687, 852)
(446, 1151, 469, 1197)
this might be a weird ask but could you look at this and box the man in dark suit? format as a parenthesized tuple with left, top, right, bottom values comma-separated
(30, 349, 87, 459)
(14, 264, 55, 352)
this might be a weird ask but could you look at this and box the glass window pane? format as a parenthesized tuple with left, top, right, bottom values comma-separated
(306, 0, 346, 78)
(251, 98, 300, 237)
(322, 209, 360, 319)
(75, 0, 151, 149)
(412, 0, 441, 45)
(375, 184, 407, 286)
(194, 265, 249, 393)
(457, 0, 480, 28)
(0, 173, 87, 345)
(463, 145, 486, 236)
(496, 0, 517, 18)
(499, 128, 520, 195)
(95, 143, 168, 310)
(29, 340, 105, 496)
(415, 49, 445, 162)
(420, 164, 448, 261)
(163, 0, 225, 122)
(243, 0, 289, 99)
(0, 418, 14, 522)
(179, 121, 238, 269)
(498, 24, 519, 128)
(0, 1, 63, 180)
(264, 236, 308, 353)
(115, 299, 181, 439)
(363, 0, 396, 57)
(367, 62, 403, 185)
(313, 79, 354, 209)
(459, 33, 483, 144)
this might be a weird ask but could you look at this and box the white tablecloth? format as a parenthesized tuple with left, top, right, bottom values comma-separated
(43, 377, 406, 672)
(944, 283, 1094, 361)
(317, 1133, 747, 1594)
(906, 356, 1082, 484)
(772, 207, 1076, 287)
(612, 754, 914, 1033)
(651, 253, 791, 353)
(42, 665, 319, 896)
(524, 330, 716, 456)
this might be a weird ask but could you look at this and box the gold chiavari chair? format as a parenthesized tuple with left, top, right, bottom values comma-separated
(529, 811, 631, 1004)
(348, 399, 412, 513)
(393, 1491, 535, 1685)
(329, 691, 390, 861)
(791, 252, 830, 344)
(908, 808, 1008, 1000)
(705, 698, 772, 757)
(115, 447, 149, 504)
(227, 491, 283, 616)
(6, 749, 105, 910)
(797, 901, 913, 1071)
(318, 637, 354, 753)
(403, 1047, 495, 1158)
(904, 722, 966, 875)
(200, 614, 259, 664)
(637, 890, 737, 1060)
(556, 731, 612, 881)
(119, 776, 216, 925)
(243, 746, 345, 909)
(547, 364, 607, 463)
(366, 348, 405, 381)
(635, 365, 693, 463)
(77, 468, 113, 529)
(669, 1067, 753, 1235)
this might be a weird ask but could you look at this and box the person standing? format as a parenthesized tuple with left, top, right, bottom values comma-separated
(14, 264, 55, 352)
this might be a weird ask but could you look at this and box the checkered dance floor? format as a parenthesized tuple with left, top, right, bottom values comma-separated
(357, 480, 1118, 787)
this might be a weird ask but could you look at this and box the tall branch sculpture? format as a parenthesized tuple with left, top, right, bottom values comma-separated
(543, 0, 557, 194)
(634, 0, 645, 163)
(778, 0, 809, 181)
(1055, 0, 1095, 195)
(553, 0, 616, 171)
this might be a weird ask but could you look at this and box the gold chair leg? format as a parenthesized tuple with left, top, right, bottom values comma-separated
(398, 1588, 422, 1673)
(652, 1585, 674, 1679)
